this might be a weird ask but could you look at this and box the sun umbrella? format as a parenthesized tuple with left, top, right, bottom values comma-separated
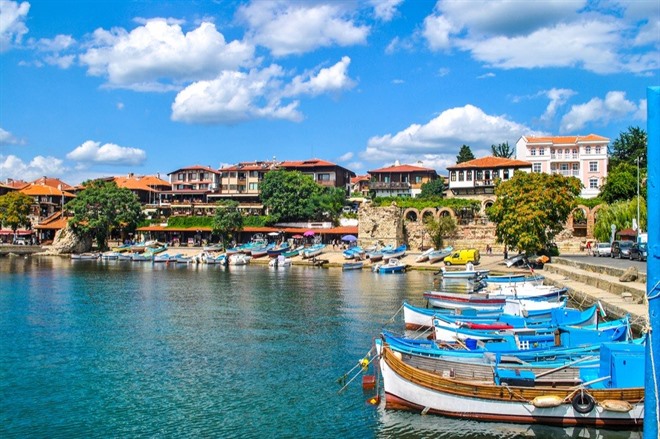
(267, 232, 280, 236)
(303, 230, 315, 237)
(341, 235, 357, 242)
(292, 234, 304, 239)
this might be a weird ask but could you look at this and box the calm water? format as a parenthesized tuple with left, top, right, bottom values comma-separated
(0, 257, 642, 438)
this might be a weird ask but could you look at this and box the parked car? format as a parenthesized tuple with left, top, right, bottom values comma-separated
(628, 242, 648, 261)
(12, 237, 28, 245)
(610, 240, 633, 259)
(444, 249, 480, 266)
(593, 242, 611, 257)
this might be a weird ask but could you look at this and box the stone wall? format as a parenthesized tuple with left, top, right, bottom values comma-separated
(359, 205, 587, 254)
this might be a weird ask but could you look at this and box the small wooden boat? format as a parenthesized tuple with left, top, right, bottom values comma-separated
(101, 251, 120, 260)
(428, 246, 454, 264)
(71, 253, 100, 260)
(267, 242, 290, 257)
(268, 255, 291, 267)
(374, 257, 406, 273)
(342, 261, 364, 271)
(302, 244, 326, 259)
(366, 245, 393, 262)
(440, 266, 490, 279)
(282, 245, 304, 258)
(378, 342, 644, 428)
(343, 246, 365, 259)
(414, 248, 435, 263)
(382, 245, 407, 262)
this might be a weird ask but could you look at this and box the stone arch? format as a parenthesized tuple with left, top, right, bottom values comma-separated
(482, 199, 495, 212)
(437, 207, 456, 219)
(569, 205, 589, 238)
(403, 208, 420, 222)
(420, 208, 436, 222)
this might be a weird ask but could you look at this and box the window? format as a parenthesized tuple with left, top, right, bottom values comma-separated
(503, 169, 509, 179)
(415, 176, 423, 184)
(539, 148, 544, 156)
(589, 161, 598, 172)
(466, 171, 472, 181)
(458, 171, 464, 182)
(250, 171, 258, 178)
(476, 170, 483, 180)
(249, 183, 258, 191)
(572, 149, 578, 158)
(530, 148, 536, 156)
(318, 173, 330, 181)
(585, 146, 591, 154)
(533, 163, 541, 173)
(595, 146, 601, 154)
(178, 173, 184, 181)
(590, 178, 598, 189)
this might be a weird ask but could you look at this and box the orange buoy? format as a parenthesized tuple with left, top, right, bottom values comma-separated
(366, 395, 380, 405)
(362, 375, 376, 389)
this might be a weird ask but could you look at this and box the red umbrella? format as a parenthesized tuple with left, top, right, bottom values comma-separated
(292, 234, 304, 239)
(303, 230, 315, 237)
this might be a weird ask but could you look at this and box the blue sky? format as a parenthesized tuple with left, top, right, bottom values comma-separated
(0, 0, 657, 185)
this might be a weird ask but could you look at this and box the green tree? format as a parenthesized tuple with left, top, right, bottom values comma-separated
(418, 178, 445, 198)
(486, 172, 582, 254)
(213, 200, 243, 245)
(0, 191, 33, 235)
(456, 144, 475, 163)
(599, 162, 646, 204)
(424, 215, 457, 249)
(491, 141, 514, 158)
(260, 170, 343, 222)
(66, 180, 144, 250)
(609, 126, 647, 169)
(593, 197, 646, 242)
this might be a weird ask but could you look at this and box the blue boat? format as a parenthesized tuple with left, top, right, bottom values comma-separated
(381, 244, 407, 262)
(342, 261, 363, 271)
(342, 246, 365, 259)
(267, 242, 290, 257)
(374, 258, 406, 273)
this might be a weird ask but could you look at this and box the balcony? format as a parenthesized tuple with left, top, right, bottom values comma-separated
(369, 181, 411, 190)
(551, 170, 580, 177)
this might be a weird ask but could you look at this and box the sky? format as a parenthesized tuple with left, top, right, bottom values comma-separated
(0, 0, 658, 185)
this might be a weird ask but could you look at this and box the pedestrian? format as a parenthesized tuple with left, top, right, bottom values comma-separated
(586, 240, 592, 256)
(504, 246, 508, 260)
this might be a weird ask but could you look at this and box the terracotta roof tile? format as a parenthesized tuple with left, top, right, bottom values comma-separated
(447, 156, 532, 170)
(368, 164, 437, 174)
(522, 134, 609, 145)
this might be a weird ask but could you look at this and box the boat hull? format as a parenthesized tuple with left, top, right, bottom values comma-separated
(379, 347, 644, 428)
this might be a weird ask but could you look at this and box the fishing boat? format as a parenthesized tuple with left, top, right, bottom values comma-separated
(250, 243, 275, 258)
(423, 287, 565, 311)
(343, 246, 365, 259)
(228, 253, 251, 265)
(377, 342, 644, 428)
(71, 252, 100, 260)
(267, 242, 290, 257)
(401, 300, 596, 331)
(268, 255, 291, 267)
(374, 258, 406, 274)
(101, 251, 120, 260)
(440, 266, 490, 279)
(366, 245, 393, 262)
(342, 261, 364, 271)
(282, 245, 305, 258)
(427, 247, 454, 264)
(382, 245, 407, 262)
(432, 315, 630, 345)
(302, 244, 326, 259)
(414, 248, 435, 263)
(175, 255, 193, 264)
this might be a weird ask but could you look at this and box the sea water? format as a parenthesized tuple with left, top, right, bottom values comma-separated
(0, 257, 641, 439)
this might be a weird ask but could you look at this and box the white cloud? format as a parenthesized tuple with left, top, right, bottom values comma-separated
(338, 151, 353, 162)
(421, 1, 658, 75)
(238, 1, 369, 56)
(363, 104, 544, 162)
(0, 0, 30, 52)
(283, 56, 355, 97)
(559, 91, 643, 133)
(0, 154, 66, 181)
(171, 65, 302, 124)
(369, 0, 403, 22)
(66, 140, 147, 165)
(541, 88, 576, 122)
(79, 19, 255, 91)
(0, 127, 23, 145)
(477, 72, 495, 79)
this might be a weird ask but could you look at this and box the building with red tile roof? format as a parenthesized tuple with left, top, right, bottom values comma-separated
(516, 134, 609, 198)
(446, 156, 532, 210)
(350, 175, 370, 197)
(367, 163, 438, 198)
(19, 177, 76, 221)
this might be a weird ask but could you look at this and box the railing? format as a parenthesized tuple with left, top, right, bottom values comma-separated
(551, 170, 580, 177)
(369, 181, 411, 190)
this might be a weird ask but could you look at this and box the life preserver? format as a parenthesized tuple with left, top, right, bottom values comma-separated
(572, 392, 595, 414)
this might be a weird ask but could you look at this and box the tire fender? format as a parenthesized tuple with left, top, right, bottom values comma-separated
(572, 392, 595, 414)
